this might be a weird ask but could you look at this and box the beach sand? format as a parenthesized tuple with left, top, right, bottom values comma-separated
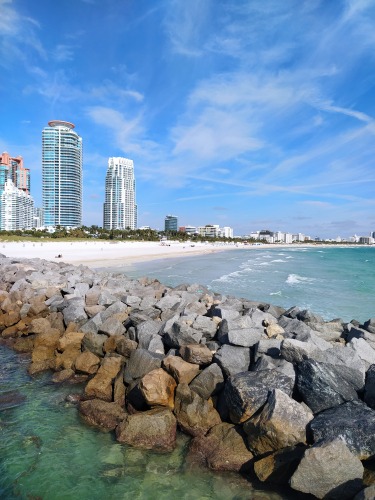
(0, 240, 249, 269)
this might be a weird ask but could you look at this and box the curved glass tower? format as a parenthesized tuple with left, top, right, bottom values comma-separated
(42, 120, 82, 227)
(103, 157, 137, 230)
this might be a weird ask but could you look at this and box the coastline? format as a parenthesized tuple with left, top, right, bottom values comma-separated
(0, 240, 356, 269)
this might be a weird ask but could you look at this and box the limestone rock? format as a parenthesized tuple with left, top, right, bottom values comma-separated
(174, 383, 221, 437)
(162, 355, 200, 384)
(189, 422, 253, 472)
(116, 408, 176, 452)
(179, 344, 213, 365)
(290, 438, 364, 499)
(139, 368, 177, 409)
(75, 351, 101, 375)
(253, 446, 306, 485)
(84, 355, 123, 401)
(79, 399, 126, 431)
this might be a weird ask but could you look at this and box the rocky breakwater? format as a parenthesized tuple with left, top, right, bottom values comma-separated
(1, 254, 375, 499)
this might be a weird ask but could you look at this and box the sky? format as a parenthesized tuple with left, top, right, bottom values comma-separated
(1, 0, 375, 238)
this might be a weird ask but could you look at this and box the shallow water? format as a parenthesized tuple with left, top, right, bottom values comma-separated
(120, 246, 375, 323)
(0, 346, 292, 500)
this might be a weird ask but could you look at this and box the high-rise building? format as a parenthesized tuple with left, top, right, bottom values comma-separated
(0, 152, 34, 230)
(103, 157, 137, 230)
(42, 120, 82, 227)
(164, 215, 178, 232)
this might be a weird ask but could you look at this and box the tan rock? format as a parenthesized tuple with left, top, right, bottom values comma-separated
(116, 337, 138, 357)
(139, 368, 177, 409)
(179, 344, 213, 365)
(253, 446, 306, 484)
(116, 408, 176, 451)
(57, 331, 85, 351)
(189, 422, 253, 472)
(55, 345, 81, 370)
(103, 335, 117, 354)
(33, 328, 61, 348)
(52, 368, 75, 383)
(84, 355, 124, 401)
(29, 295, 48, 316)
(79, 399, 127, 431)
(174, 383, 222, 437)
(163, 355, 200, 384)
(1, 296, 20, 314)
(13, 336, 34, 353)
(266, 323, 285, 338)
(32, 345, 56, 363)
(85, 305, 105, 318)
(29, 317, 52, 335)
(75, 351, 101, 375)
(2, 311, 21, 328)
(28, 359, 54, 375)
(1, 325, 19, 338)
(114, 372, 126, 406)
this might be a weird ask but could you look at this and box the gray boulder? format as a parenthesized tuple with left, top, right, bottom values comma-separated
(296, 359, 358, 414)
(363, 318, 375, 335)
(123, 348, 163, 384)
(309, 400, 375, 459)
(244, 389, 313, 455)
(163, 320, 203, 348)
(290, 438, 364, 499)
(189, 363, 224, 399)
(364, 365, 375, 410)
(62, 298, 87, 326)
(214, 345, 250, 377)
(347, 337, 375, 370)
(82, 332, 107, 357)
(222, 369, 294, 424)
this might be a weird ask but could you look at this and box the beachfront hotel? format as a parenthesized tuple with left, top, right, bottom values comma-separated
(42, 120, 82, 227)
(164, 215, 178, 232)
(0, 152, 34, 230)
(103, 157, 137, 230)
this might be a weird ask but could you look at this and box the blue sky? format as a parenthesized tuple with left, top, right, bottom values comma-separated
(1, 0, 375, 238)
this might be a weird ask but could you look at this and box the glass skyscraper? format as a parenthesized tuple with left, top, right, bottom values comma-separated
(103, 157, 137, 230)
(42, 120, 82, 227)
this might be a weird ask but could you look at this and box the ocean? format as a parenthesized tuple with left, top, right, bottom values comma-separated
(1, 246, 374, 499)
(124, 245, 375, 324)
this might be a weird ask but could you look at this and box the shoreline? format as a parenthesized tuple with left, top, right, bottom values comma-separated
(0, 240, 364, 269)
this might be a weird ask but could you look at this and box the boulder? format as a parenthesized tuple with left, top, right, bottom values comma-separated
(364, 365, 375, 410)
(62, 298, 87, 326)
(189, 422, 253, 472)
(139, 368, 177, 409)
(222, 369, 294, 424)
(363, 318, 375, 335)
(98, 317, 126, 336)
(57, 331, 85, 351)
(290, 439, 364, 499)
(214, 345, 250, 377)
(189, 363, 224, 400)
(115, 408, 176, 452)
(84, 355, 123, 401)
(179, 344, 213, 365)
(174, 383, 221, 437)
(354, 485, 375, 500)
(52, 368, 75, 383)
(280, 338, 319, 363)
(123, 349, 163, 384)
(243, 389, 313, 455)
(296, 358, 358, 414)
(81, 331, 107, 357)
(162, 355, 200, 384)
(309, 400, 375, 459)
(347, 338, 375, 370)
(163, 320, 203, 348)
(253, 446, 306, 485)
(79, 399, 126, 431)
(74, 351, 101, 375)
(115, 337, 138, 358)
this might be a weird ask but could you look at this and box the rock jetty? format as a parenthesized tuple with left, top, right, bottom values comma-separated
(1, 254, 375, 499)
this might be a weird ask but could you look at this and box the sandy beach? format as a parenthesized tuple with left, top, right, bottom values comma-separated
(0, 240, 250, 269)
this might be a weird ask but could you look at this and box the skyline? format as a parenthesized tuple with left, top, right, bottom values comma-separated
(1, 1, 375, 238)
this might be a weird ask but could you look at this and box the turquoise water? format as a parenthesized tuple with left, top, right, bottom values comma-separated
(0, 346, 288, 500)
(122, 246, 375, 323)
